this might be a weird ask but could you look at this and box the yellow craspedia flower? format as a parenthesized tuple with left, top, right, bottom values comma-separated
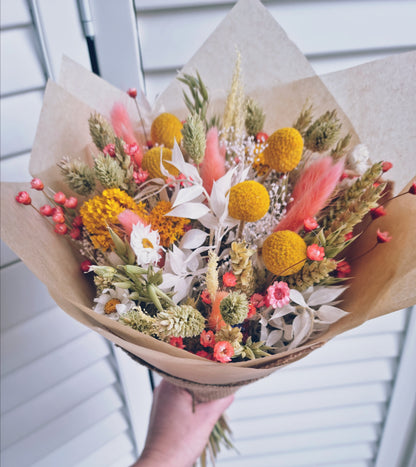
(263, 127, 303, 173)
(228, 181, 270, 222)
(142, 147, 180, 180)
(262, 230, 307, 276)
(148, 200, 190, 247)
(151, 112, 183, 149)
(80, 188, 147, 251)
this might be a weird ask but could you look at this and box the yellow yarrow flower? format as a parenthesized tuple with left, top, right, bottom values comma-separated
(142, 147, 180, 180)
(228, 181, 270, 222)
(148, 200, 190, 247)
(151, 112, 183, 149)
(263, 127, 303, 173)
(80, 188, 147, 251)
(262, 230, 306, 276)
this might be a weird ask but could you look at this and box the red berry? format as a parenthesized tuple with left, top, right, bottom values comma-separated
(15, 191, 31, 205)
(54, 192, 67, 205)
(72, 215, 83, 227)
(80, 260, 92, 273)
(52, 207, 65, 223)
(30, 178, 44, 190)
(382, 161, 393, 172)
(54, 223, 68, 235)
(40, 204, 53, 216)
(64, 196, 78, 209)
(256, 132, 269, 143)
(127, 88, 137, 98)
(69, 227, 81, 240)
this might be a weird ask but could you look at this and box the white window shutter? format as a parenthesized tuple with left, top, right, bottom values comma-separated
(1, 1, 150, 466)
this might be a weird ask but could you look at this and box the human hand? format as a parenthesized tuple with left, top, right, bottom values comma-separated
(132, 379, 234, 467)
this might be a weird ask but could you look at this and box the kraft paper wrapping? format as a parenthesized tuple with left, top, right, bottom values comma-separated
(1, 0, 416, 399)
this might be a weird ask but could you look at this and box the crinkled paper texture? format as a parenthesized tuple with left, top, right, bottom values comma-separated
(1, 0, 416, 386)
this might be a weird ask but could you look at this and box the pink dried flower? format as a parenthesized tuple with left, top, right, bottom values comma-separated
(15, 191, 31, 205)
(40, 204, 53, 216)
(337, 260, 351, 278)
(409, 181, 416, 195)
(223, 271, 237, 287)
(213, 341, 234, 363)
(103, 144, 116, 157)
(199, 127, 226, 195)
(265, 281, 290, 308)
(307, 244, 325, 261)
(30, 178, 44, 190)
(54, 223, 68, 235)
(64, 196, 78, 209)
(133, 168, 149, 184)
(250, 293, 265, 308)
(304, 217, 318, 232)
(344, 231, 353, 241)
(201, 289, 212, 305)
(169, 336, 185, 349)
(377, 229, 392, 243)
(80, 260, 92, 273)
(200, 330, 215, 348)
(370, 206, 387, 219)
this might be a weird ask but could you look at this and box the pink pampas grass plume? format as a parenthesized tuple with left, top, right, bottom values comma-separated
(275, 156, 344, 233)
(110, 103, 143, 165)
(118, 209, 147, 236)
(199, 127, 226, 195)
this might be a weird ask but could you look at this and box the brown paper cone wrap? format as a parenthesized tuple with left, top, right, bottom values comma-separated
(1, 0, 416, 400)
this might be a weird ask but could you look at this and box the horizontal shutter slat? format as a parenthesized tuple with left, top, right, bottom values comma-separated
(1, 91, 43, 157)
(1, 306, 87, 376)
(32, 411, 130, 467)
(1, 386, 123, 467)
(1, 28, 46, 95)
(1, 332, 110, 413)
(1, 359, 117, 449)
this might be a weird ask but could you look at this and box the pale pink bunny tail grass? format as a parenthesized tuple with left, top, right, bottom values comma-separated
(275, 156, 344, 233)
(118, 209, 146, 236)
(110, 102, 143, 166)
(200, 127, 226, 195)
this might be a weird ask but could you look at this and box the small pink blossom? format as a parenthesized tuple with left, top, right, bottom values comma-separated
(40, 204, 53, 216)
(382, 161, 393, 172)
(223, 271, 237, 287)
(337, 260, 351, 278)
(54, 192, 67, 205)
(30, 178, 44, 190)
(377, 229, 392, 243)
(304, 217, 318, 232)
(52, 207, 65, 224)
(200, 330, 215, 348)
(196, 350, 213, 360)
(15, 191, 31, 205)
(72, 215, 83, 227)
(133, 168, 149, 184)
(70, 227, 81, 240)
(265, 281, 290, 308)
(344, 231, 353, 241)
(64, 196, 78, 209)
(370, 206, 387, 219)
(54, 223, 68, 235)
(201, 289, 211, 305)
(409, 181, 416, 195)
(307, 244, 325, 261)
(127, 88, 137, 98)
(103, 143, 116, 157)
(213, 341, 234, 363)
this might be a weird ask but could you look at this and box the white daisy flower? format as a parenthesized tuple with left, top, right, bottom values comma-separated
(130, 222, 161, 267)
(94, 287, 135, 319)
